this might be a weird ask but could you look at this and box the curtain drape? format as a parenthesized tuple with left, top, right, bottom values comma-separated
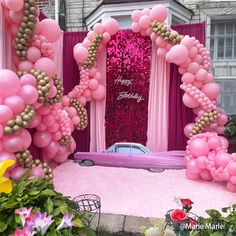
(63, 32, 90, 152)
(168, 22, 206, 150)
(54, 32, 64, 80)
(90, 48, 107, 152)
(146, 44, 170, 152)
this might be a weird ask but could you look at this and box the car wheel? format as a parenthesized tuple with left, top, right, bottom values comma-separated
(79, 159, 94, 166)
(148, 168, 164, 173)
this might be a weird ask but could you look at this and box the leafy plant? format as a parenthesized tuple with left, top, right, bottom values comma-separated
(193, 204, 236, 236)
(0, 173, 96, 236)
(224, 115, 236, 140)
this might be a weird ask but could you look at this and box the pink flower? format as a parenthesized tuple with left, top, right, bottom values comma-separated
(56, 211, 74, 230)
(15, 226, 33, 236)
(15, 208, 33, 227)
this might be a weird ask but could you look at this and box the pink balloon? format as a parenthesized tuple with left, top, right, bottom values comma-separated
(103, 18, 119, 36)
(131, 10, 142, 22)
(186, 170, 200, 180)
(131, 22, 141, 33)
(187, 159, 201, 174)
(18, 129, 32, 149)
(142, 8, 150, 15)
(195, 68, 208, 82)
(5, 0, 24, 11)
(18, 61, 34, 71)
(180, 35, 194, 49)
(34, 57, 56, 78)
(89, 79, 99, 90)
(227, 182, 236, 193)
(27, 47, 41, 63)
(139, 15, 151, 28)
(156, 48, 167, 57)
(196, 156, 207, 169)
(0, 69, 21, 97)
(83, 89, 92, 98)
(156, 37, 167, 48)
(150, 4, 168, 22)
(204, 73, 214, 83)
(189, 138, 210, 157)
(181, 72, 195, 84)
(227, 161, 236, 175)
(19, 85, 38, 104)
(192, 80, 203, 89)
(0, 125, 3, 138)
(30, 167, 45, 178)
(39, 19, 61, 42)
(91, 84, 105, 100)
(74, 46, 88, 64)
(43, 141, 60, 160)
(33, 131, 52, 148)
(93, 23, 104, 33)
(217, 114, 228, 126)
(53, 146, 68, 163)
(72, 116, 80, 125)
(184, 123, 194, 138)
(219, 136, 229, 148)
(207, 137, 222, 150)
(0, 105, 13, 123)
(47, 122, 59, 133)
(230, 176, 236, 185)
(103, 32, 111, 43)
(215, 153, 231, 167)
(215, 126, 225, 134)
(42, 114, 56, 126)
(37, 106, 51, 115)
(187, 62, 200, 74)
(28, 114, 42, 128)
(3, 134, 24, 152)
(182, 93, 199, 108)
(9, 10, 23, 24)
(20, 73, 37, 87)
(3, 95, 25, 115)
(201, 83, 220, 101)
(93, 72, 102, 81)
(0, 151, 16, 171)
(52, 131, 62, 141)
(10, 167, 26, 182)
(166, 45, 188, 65)
(61, 96, 70, 106)
(189, 47, 198, 58)
(47, 85, 57, 98)
(200, 170, 212, 181)
(78, 96, 86, 106)
(87, 31, 95, 40)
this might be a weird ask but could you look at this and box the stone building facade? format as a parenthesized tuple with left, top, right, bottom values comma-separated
(38, 0, 236, 114)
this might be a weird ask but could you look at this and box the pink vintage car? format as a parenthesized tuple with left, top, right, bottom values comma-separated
(74, 142, 186, 172)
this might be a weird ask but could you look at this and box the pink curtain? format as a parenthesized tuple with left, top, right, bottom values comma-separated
(168, 22, 205, 150)
(146, 44, 170, 152)
(90, 48, 107, 152)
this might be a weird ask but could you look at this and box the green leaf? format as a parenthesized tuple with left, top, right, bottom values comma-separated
(73, 218, 84, 228)
(52, 207, 61, 217)
(222, 207, 229, 213)
(206, 210, 222, 218)
(29, 190, 40, 196)
(15, 214, 21, 224)
(59, 203, 68, 214)
(45, 198, 54, 215)
(212, 232, 224, 236)
(0, 221, 7, 232)
(41, 189, 57, 196)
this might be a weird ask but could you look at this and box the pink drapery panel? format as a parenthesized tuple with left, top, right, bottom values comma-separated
(90, 48, 107, 152)
(168, 22, 205, 150)
(146, 44, 170, 152)
(0, 4, 12, 69)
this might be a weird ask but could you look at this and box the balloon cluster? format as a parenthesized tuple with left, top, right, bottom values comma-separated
(131, 4, 236, 192)
(186, 133, 236, 192)
(70, 18, 119, 106)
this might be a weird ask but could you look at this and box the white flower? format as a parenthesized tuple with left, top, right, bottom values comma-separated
(145, 227, 161, 236)
(163, 228, 177, 236)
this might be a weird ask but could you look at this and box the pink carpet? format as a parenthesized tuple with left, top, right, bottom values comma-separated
(53, 161, 236, 218)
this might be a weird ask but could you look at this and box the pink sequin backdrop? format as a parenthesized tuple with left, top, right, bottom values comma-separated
(105, 30, 151, 147)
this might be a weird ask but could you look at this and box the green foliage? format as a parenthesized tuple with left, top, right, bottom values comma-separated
(0, 173, 96, 236)
(224, 115, 236, 139)
(193, 204, 236, 236)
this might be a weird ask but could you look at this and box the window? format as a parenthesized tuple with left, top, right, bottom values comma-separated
(131, 146, 145, 154)
(210, 21, 236, 61)
(116, 146, 131, 154)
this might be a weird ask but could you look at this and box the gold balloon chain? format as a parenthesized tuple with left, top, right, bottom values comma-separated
(3, 105, 35, 135)
(15, 0, 37, 60)
(190, 110, 219, 137)
(45, 75, 64, 105)
(15, 150, 54, 181)
(151, 21, 184, 44)
(70, 98, 88, 130)
(59, 135, 71, 146)
(83, 34, 103, 69)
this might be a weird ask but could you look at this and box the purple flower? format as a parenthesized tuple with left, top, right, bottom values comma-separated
(56, 211, 74, 231)
(32, 211, 54, 235)
(15, 208, 33, 227)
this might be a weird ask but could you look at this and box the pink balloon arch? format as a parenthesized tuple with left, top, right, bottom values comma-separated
(0, 0, 235, 192)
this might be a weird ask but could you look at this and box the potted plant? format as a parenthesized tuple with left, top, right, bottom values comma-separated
(224, 115, 236, 153)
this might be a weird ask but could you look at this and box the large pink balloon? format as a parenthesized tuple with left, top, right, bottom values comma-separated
(3, 95, 25, 115)
(88, 79, 99, 90)
(39, 19, 61, 42)
(34, 57, 56, 78)
(150, 5, 168, 22)
(195, 68, 208, 82)
(180, 35, 194, 49)
(91, 84, 105, 100)
(27, 47, 41, 63)
(139, 15, 151, 28)
(53, 146, 68, 163)
(30, 167, 45, 178)
(181, 72, 195, 84)
(10, 167, 26, 182)
(103, 18, 119, 36)
(28, 114, 42, 128)
(0, 105, 13, 123)
(227, 161, 236, 175)
(215, 153, 231, 167)
(196, 156, 207, 169)
(74, 46, 88, 64)
(20, 73, 37, 87)
(33, 131, 52, 148)
(200, 170, 212, 181)
(0, 151, 16, 171)
(201, 83, 220, 101)
(182, 93, 199, 108)
(187, 62, 200, 74)
(187, 159, 201, 174)
(3, 134, 24, 152)
(207, 136, 222, 150)
(186, 170, 200, 180)
(18, 61, 34, 71)
(18, 129, 32, 149)
(184, 123, 194, 138)
(9, 10, 23, 24)
(189, 138, 209, 157)
(0, 69, 21, 97)
(43, 141, 60, 159)
(5, 0, 24, 11)
(227, 182, 236, 193)
(131, 10, 142, 22)
(166, 45, 188, 65)
(19, 85, 38, 104)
